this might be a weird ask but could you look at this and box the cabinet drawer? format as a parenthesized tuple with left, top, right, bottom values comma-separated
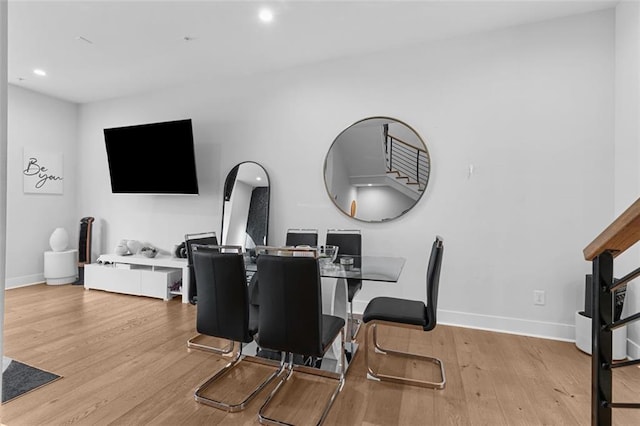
(85, 264, 141, 296)
(140, 268, 181, 300)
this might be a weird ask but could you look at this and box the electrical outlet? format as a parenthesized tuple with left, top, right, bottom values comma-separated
(534, 290, 545, 306)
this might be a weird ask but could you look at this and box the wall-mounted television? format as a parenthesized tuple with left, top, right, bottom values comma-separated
(104, 119, 199, 194)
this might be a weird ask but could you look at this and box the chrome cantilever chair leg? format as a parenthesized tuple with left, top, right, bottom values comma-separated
(258, 329, 346, 426)
(187, 334, 234, 354)
(365, 321, 445, 389)
(349, 303, 362, 341)
(195, 342, 285, 412)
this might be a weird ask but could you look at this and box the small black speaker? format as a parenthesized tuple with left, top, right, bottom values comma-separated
(74, 217, 95, 285)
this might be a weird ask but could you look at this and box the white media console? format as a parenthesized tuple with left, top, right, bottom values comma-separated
(84, 254, 190, 303)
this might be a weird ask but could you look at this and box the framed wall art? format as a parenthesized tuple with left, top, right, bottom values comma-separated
(23, 149, 64, 194)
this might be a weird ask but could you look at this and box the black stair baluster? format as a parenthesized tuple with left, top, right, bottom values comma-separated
(592, 251, 614, 426)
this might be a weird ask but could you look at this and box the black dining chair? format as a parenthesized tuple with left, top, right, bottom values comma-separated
(326, 229, 362, 340)
(190, 245, 283, 412)
(256, 252, 345, 425)
(185, 233, 234, 353)
(362, 236, 445, 389)
(285, 228, 319, 247)
(185, 231, 219, 305)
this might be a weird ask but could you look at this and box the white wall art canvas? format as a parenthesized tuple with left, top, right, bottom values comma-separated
(23, 149, 64, 194)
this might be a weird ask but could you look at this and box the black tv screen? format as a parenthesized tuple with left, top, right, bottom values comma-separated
(104, 119, 199, 194)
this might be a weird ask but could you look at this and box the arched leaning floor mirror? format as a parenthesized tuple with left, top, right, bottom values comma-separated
(323, 116, 430, 222)
(221, 161, 270, 250)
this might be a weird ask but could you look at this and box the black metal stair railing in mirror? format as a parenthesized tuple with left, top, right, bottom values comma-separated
(384, 122, 429, 194)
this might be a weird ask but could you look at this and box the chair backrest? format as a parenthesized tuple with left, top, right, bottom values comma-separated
(192, 246, 253, 343)
(247, 271, 260, 321)
(186, 232, 219, 264)
(425, 236, 444, 331)
(285, 228, 318, 247)
(185, 232, 218, 304)
(326, 229, 362, 270)
(256, 254, 324, 357)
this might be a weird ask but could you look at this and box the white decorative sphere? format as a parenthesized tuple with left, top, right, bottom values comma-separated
(49, 227, 69, 252)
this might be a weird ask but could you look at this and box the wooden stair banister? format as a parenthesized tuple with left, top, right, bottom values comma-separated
(584, 197, 640, 260)
(584, 196, 640, 426)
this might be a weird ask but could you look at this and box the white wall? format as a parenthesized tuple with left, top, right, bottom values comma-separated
(77, 99, 223, 256)
(356, 186, 414, 222)
(613, 2, 640, 357)
(6, 85, 78, 288)
(1, 0, 8, 397)
(75, 10, 614, 340)
(326, 147, 354, 214)
(224, 180, 252, 249)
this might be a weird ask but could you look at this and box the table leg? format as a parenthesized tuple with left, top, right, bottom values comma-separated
(321, 277, 347, 361)
(182, 265, 190, 304)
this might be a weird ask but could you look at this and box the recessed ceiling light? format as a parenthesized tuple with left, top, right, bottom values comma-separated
(259, 8, 274, 23)
(256, 176, 262, 181)
(33, 69, 47, 77)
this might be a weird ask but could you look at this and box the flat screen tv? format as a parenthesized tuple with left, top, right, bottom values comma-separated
(104, 119, 199, 194)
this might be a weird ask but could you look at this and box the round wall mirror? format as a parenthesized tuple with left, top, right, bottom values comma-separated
(221, 161, 270, 250)
(323, 117, 430, 222)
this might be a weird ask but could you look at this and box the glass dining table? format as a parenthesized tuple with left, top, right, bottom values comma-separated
(245, 250, 406, 373)
(320, 254, 405, 281)
(319, 254, 405, 371)
(245, 252, 405, 281)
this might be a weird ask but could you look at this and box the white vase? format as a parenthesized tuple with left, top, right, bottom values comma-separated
(114, 240, 129, 255)
(49, 227, 69, 252)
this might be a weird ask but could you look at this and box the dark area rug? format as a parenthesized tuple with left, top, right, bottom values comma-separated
(2, 356, 61, 403)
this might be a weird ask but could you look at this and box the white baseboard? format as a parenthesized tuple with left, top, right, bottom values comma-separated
(437, 309, 575, 341)
(352, 300, 575, 342)
(5, 274, 44, 289)
(628, 338, 640, 359)
(329, 293, 631, 357)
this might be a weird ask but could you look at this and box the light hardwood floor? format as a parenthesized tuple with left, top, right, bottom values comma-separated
(1, 284, 639, 425)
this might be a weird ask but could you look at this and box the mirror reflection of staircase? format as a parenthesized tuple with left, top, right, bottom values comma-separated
(384, 123, 429, 200)
(342, 118, 431, 206)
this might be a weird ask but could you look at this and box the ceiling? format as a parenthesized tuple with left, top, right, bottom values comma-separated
(8, 0, 618, 104)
